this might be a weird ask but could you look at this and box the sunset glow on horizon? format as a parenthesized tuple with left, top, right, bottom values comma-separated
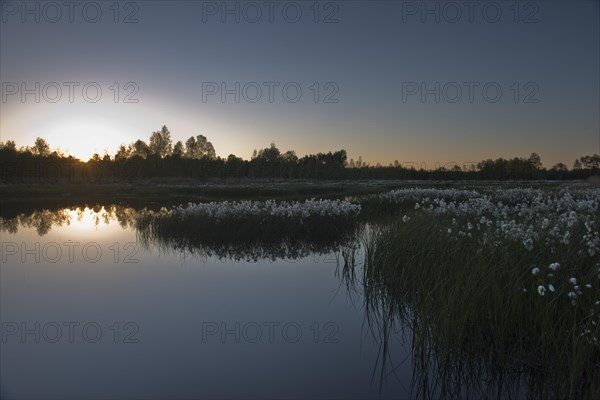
(1, 2, 598, 167)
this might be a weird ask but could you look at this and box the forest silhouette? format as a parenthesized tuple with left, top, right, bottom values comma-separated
(1, 125, 599, 183)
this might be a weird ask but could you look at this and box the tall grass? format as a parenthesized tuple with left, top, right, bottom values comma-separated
(355, 212, 599, 398)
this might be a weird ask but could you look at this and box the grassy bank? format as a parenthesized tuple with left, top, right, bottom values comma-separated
(353, 187, 600, 398)
(3, 180, 554, 219)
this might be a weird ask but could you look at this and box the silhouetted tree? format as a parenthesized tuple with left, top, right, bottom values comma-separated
(579, 154, 600, 169)
(149, 125, 173, 158)
(282, 150, 298, 163)
(32, 137, 50, 157)
(552, 163, 567, 178)
(0, 140, 16, 151)
(529, 152, 542, 169)
(256, 143, 281, 163)
(173, 141, 184, 158)
(90, 153, 101, 162)
(552, 163, 568, 172)
(129, 140, 149, 159)
(115, 144, 130, 161)
(226, 154, 243, 164)
(185, 135, 216, 159)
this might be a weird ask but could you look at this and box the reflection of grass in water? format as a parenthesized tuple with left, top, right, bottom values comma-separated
(347, 216, 600, 399)
(135, 207, 361, 261)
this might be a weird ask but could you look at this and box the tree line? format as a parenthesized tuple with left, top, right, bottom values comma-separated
(0, 126, 598, 183)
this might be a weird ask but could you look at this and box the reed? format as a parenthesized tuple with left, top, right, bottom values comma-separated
(351, 187, 600, 398)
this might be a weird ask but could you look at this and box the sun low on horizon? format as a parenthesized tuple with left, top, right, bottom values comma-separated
(42, 118, 126, 161)
(1, 0, 598, 168)
(1, 98, 152, 161)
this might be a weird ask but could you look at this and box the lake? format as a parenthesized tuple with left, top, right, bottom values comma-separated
(3, 185, 598, 399)
(0, 205, 409, 399)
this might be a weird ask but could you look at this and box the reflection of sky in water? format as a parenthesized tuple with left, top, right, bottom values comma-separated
(1, 208, 409, 399)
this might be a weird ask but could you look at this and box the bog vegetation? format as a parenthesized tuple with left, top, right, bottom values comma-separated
(352, 186, 600, 398)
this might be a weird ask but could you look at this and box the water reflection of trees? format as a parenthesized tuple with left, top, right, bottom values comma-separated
(0, 205, 138, 236)
(1, 206, 362, 261)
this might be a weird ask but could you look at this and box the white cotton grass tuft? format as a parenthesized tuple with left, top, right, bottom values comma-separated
(172, 198, 361, 221)
(569, 277, 577, 285)
(537, 285, 546, 296)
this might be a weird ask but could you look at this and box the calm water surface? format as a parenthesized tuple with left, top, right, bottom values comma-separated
(1, 206, 409, 399)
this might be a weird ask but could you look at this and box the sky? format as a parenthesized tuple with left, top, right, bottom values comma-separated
(1, 0, 599, 168)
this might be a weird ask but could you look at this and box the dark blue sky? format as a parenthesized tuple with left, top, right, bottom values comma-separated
(1, 0, 598, 167)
